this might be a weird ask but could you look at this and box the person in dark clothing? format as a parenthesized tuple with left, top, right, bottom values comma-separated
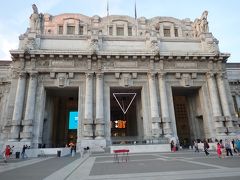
(203, 140, 209, 156)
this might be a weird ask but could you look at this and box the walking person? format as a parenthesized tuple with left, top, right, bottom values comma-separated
(203, 139, 210, 156)
(194, 140, 199, 152)
(21, 145, 27, 159)
(225, 139, 233, 157)
(3, 145, 11, 163)
(216, 142, 222, 158)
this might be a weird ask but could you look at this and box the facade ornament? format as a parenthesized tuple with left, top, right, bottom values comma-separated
(150, 40, 160, 55)
(192, 10, 209, 37)
(29, 4, 42, 33)
(207, 38, 220, 54)
(89, 39, 99, 54)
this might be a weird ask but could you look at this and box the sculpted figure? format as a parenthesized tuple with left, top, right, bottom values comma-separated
(30, 4, 40, 32)
(192, 10, 209, 37)
(200, 10, 209, 33)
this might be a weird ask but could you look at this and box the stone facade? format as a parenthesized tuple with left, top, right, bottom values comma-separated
(0, 6, 239, 150)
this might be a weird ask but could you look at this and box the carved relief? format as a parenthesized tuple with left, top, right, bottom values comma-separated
(150, 40, 160, 55)
(89, 39, 99, 53)
(75, 60, 87, 68)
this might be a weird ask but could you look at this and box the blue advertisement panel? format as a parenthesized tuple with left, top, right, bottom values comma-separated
(69, 111, 78, 129)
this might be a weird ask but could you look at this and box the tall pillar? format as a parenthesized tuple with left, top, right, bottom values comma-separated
(9, 72, 27, 141)
(206, 72, 225, 135)
(83, 73, 93, 139)
(21, 72, 38, 142)
(148, 73, 161, 138)
(95, 73, 105, 139)
(216, 73, 235, 133)
(158, 73, 172, 137)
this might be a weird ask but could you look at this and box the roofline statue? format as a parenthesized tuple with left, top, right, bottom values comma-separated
(29, 4, 42, 33)
(192, 10, 209, 37)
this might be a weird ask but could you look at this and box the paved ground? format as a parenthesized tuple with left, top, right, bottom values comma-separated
(0, 150, 240, 180)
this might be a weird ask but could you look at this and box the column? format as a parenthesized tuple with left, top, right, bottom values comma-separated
(148, 73, 161, 138)
(206, 72, 225, 135)
(9, 72, 27, 141)
(21, 72, 38, 141)
(83, 73, 93, 139)
(216, 73, 235, 133)
(158, 73, 172, 137)
(95, 73, 105, 139)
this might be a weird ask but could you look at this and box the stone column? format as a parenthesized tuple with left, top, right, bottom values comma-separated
(158, 73, 172, 137)
(206, 72, 225, 135)
(95, 73, 105, 139)
(216, 73, 234, 133)
(83, 73, 93, 139)
(148, 73, 161, 138)
(21, 72, 38, 142)
(9, 72, 27, 141)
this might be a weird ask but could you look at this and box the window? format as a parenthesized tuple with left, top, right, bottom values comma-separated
(58, 26, 63, 34)
(163, 28, 171, 37)
(109, 26, 113, 35)
(79, 25, 84, 35)
(174, 28, 178, 37)
(128, 27, 132, 36)
(67, 25, 75, 35)
(117, 27, 124, 36)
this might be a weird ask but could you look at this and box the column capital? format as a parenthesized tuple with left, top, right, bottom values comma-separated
(148, 72, 156, 80)
(19, 72, 27, 79)
(158, 72, 166, 79)
(206, 72, 215, 79)
(29, 71, 38, 79)
(85, 72, 93, 79)
(96, 73, 104, 80)
(216, 72, 227, 80)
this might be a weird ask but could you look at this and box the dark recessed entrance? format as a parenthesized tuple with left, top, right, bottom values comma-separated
(43, 88, 78, 148)
(110, 87, 142, 142)
(172, 87, 204, 148)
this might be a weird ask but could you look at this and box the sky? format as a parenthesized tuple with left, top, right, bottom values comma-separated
(0, 0, 239, 62)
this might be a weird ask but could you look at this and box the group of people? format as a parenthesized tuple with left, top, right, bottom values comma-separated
(193, 138, 240, 158)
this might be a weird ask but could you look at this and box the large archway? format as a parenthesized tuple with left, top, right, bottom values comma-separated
(43, 88, 78, 148)
(110, 87, 143, 144)
(172, 87, 205, 148)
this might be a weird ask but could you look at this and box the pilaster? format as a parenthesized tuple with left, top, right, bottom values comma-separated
(95, 73, 105, 139)
(83, 73, 93, 139)
(9, 72, 27, 141)
(158, 73, 172, 137)
(206, 72, 225, 135)
(148, 73, 161, 138)
(21, 72, 38, 141)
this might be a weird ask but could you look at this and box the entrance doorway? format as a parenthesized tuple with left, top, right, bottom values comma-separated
(172, 87, 204, 148)
(43, 88, 78, 148)
(110, 87, 142, 142)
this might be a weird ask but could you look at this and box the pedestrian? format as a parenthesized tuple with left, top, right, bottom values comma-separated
(225, 139, 233, 156)
(3, 145, 11, 163)
(216, 142, 222, 158)
(21, 145, 27, 159)
(203, 139, 209, 156)
(194, 140, 199, 152)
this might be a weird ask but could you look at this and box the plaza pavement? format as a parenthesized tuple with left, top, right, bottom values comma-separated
(0, 150, 240, 180)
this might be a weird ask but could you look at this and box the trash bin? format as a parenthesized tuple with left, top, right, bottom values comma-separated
(57, 150, 61, 157)
(15, 152, 20, 159)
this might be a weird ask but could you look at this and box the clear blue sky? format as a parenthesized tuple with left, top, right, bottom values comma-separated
(0, 0, 239, 62)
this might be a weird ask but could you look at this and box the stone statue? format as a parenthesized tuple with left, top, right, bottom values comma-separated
(200, 11, 209, 33)
(192, 10, 209, 37)
(30, 4, 40, 32)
